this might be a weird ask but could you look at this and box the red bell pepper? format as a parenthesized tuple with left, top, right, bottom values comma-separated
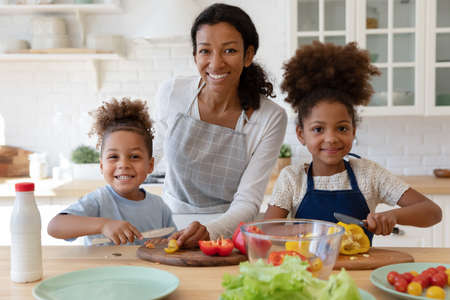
(232, 222, 272, 256)
(198, 238, 234, 257)
(268, 250, 306, 266)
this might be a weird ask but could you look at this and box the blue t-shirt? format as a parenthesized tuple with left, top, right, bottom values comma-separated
(61, 185, 176, 245)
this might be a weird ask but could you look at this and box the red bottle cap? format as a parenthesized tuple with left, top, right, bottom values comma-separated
(15, 182, 35, 192)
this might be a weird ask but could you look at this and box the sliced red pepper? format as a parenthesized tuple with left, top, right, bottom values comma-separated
(232, 222, 247, 254)
(268, 250, 306, 266)
(198, 238, 234, 257)
(232, 222, 272, 256)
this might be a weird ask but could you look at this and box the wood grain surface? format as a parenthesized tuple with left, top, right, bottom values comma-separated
(334, 247, 414, 270)
(137, 245, 247, 267)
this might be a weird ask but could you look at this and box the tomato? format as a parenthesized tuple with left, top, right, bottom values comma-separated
(409, 270, 419, 277)
(394, 277, 408, 293)
(387, 271, 400, 285)
(268, 250, 306, 266)
(425, 286, 446, 299)
(198, 238, 234, 256)
(232, 223, 272, 256)
(445, 269, 450, 285)
(402, 272, 414, 284)
(423, 267, 438, 276)
(412, 274, 430, 289)
(430, 272, 447, 288)
(407, 281, 422, 296)
(436, 266, 447, 273)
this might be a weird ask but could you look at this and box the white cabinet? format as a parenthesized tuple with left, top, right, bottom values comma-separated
(372, 194, 450, 247)
(290, 0, 450, 116)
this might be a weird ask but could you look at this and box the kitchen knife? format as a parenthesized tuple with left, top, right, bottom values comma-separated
(333, 212, 367, 228)
(91, 226, 175, 245)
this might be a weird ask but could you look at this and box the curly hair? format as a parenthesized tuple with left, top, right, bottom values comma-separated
(89, 98, 154, 157)
(281, 41, 380, 128)
(191, 3, 275, 111)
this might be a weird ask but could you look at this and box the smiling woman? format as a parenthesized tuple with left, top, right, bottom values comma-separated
(154, 3, 287, 248)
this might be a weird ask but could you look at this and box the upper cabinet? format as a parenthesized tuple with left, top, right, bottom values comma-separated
(290, 0, 450, 116)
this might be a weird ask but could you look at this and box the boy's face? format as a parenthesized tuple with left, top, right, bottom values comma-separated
(100, 130, 153, 201)
(296, 100, 355, 175)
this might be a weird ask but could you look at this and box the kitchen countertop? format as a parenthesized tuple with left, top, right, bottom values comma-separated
(1, 246, 449, 300)
(0, 175, 448, 200)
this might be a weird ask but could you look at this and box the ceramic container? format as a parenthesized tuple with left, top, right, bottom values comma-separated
(0, 39, 30, 53)
(32, 35, 70, 49)
(32, 17, 67, 35)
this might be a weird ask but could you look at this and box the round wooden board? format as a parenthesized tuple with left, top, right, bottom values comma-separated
(137, 245, 247, 267)
(334, 247, 414, 270)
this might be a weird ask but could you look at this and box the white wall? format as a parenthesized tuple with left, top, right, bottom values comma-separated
(0, 0, 449, 175)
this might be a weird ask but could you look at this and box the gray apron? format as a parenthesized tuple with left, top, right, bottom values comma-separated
(163, 82, 249, 214)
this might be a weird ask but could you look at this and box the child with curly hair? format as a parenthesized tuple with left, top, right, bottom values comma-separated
(48, 98, 176, 245)
(264, 41, 442, 241)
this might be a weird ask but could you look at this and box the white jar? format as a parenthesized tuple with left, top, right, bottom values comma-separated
(29, 153, 47, 179)
(10, 182, 43, 283)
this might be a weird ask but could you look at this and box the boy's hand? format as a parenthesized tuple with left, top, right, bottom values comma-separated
(366, 211, 397, 235)
(169, 221, 209, 249)
(101, 219, 143, 245)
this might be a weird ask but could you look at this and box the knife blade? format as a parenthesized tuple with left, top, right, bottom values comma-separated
(333, 212, 366, 228)
(91, 226, 175, 245)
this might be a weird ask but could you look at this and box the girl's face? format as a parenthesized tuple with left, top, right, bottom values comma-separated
(296, 101, 356, 175)
(194, 22, 254, 94)
(100, 130, 154, 201)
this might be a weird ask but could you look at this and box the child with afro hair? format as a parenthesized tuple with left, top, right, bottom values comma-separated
(48, 98, 176, 245)
(265, 41, 441, 242)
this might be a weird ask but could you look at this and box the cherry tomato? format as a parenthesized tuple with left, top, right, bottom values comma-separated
(402, 272, 414, 283)
(407, 281, 422, 296)
(409, 270, 419, 277)
(430, 272, 447, 288)
(425, 285, 446, 299)
(423, 267, 438, 276)
(394, 277, 408, 293)
(412, 274, 430, 289)
(387, 271, 400, 285)
(436, 266, 446, 273)
(445, 269, 450, 285)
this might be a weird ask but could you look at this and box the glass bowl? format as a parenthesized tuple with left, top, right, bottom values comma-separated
(241, 219, 344, 279)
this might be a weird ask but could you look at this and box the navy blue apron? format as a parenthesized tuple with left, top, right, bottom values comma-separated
(294, 156, 373, 243)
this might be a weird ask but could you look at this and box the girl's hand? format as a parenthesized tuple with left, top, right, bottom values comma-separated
(101, 219, 142, 245)
(169, 221, 210, 249)
(366, 211, 397, 235)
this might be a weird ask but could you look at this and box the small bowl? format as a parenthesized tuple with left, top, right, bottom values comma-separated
(241, 219, 344, 279)
(433, 169, 450, 178)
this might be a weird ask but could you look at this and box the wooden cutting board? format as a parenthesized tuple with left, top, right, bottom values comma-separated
(137, 245, 247, 267)
(334, 247, 414, 270)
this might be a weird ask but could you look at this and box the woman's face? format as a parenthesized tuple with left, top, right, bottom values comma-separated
(194, 22, 254, 94)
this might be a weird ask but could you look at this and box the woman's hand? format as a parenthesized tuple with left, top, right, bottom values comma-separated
(366, 211, 397, 235)
(169, 221, 210, 249)
(101, 219, 143, 245)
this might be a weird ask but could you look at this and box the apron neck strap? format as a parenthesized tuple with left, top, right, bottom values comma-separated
(307, 160, 359, 191)
(186, 81, 206, 115)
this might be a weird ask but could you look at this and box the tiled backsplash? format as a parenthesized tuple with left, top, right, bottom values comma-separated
(1, 40, 449, 176)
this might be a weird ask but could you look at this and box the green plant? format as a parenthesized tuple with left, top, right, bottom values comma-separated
(279, 144, 292, 158)
(71, 145, 100, 164)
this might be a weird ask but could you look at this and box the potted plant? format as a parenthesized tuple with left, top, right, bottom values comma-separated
(272, 144, 292, 178)
(71, 145, 102, 180)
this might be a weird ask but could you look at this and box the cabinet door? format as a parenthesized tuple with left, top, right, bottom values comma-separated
(425, 0, 450, 115)
(357, 0, 426, 116)
(290, 0, 355, 55)
(371, 203, 433, 247)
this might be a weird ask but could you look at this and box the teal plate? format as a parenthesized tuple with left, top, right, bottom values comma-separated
(370, 262, 450, 299)
(32, 265, 179, 300)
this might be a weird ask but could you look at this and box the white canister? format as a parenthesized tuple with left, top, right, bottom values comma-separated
(10, 182, 43, 283)
(32, 34, 70, 49)
(29, 153, 47, 179)
(0, 39, 30, 53)
(32, 17, 67, 35)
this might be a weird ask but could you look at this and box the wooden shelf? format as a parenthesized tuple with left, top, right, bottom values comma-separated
(0, 3, 122, 14)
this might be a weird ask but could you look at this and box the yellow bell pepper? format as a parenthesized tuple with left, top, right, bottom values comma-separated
(337, 221, 370, 255)
(164, 239, 179, 254)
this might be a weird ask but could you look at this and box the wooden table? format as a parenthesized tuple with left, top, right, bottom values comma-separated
(1, 246, 449, 300)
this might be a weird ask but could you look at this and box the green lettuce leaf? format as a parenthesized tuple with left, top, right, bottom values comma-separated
(221, 256, 362, 300)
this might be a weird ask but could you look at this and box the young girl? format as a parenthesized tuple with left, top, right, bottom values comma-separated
(264, 41, 442, 242)
(48, 98, 176, 245)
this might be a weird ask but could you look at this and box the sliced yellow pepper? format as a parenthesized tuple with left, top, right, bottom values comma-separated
(164, 239, 179, 254)
(337, 222, 370, 255)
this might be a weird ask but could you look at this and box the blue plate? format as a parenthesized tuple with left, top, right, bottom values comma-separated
(370, 262, 450, 299)
(33, 265, 179, 300)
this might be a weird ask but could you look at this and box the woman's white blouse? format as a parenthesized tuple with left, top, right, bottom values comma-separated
(154, 76, 288, 238)
(269, 157, 410, 216)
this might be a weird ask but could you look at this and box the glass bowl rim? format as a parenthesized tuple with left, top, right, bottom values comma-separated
(240, 218, 345, 242)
